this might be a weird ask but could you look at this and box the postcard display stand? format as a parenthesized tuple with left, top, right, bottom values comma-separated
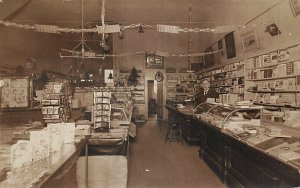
(93, 91, 111, 131)
(42, 82, 72, 124)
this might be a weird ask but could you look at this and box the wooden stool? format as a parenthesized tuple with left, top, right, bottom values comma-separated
(165, 121, 183, 144)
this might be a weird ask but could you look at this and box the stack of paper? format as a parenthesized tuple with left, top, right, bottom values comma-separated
(30, 129, 50, 162)
(11, 140, 32, 169)
(279, 150, 300, 162)
(265, 127, 291, 138)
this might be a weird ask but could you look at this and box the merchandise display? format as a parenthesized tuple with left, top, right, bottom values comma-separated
(0, 77, 30, 108)
(166, 73, 197, 102)
(3, 1, 300, 187)
(0, 123, 84, 188)
(196, 61, 245, 104)
(93, 90, 111, 131)
(41, 82, 72, 124)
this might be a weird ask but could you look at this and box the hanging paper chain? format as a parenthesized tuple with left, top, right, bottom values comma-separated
(0, 20, 255, 34)
(59, 48, 222, 58)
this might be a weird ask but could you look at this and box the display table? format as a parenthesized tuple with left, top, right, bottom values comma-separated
(83, 128, 129, 188)
(0, 135, 90, 188)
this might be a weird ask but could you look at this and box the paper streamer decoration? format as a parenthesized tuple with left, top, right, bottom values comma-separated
(97, 25, 121, 34)
(157, 24, 179, 34)
(214, 25, 238, 33)
(35, 24, 59, 34)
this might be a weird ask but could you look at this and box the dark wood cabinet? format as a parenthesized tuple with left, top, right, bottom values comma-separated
(165, 105, 300, 188)
(193, 118, 300, 188)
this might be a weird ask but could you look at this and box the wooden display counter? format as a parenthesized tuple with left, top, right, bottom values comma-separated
(165, 105, 300, 188)
(0, 135, 90, 188)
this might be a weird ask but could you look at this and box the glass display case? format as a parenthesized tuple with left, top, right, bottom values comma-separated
(194, 102, 300, 168)
(110, 105, 133, 125)
(194, 102, 261, 130)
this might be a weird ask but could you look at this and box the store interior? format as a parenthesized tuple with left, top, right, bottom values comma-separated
(1, 0, 300, 187)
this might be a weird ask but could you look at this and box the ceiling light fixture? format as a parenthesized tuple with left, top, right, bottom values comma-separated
(60, 0, 104, 59)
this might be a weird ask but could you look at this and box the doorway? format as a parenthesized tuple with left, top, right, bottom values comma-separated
(148, 80, 157, 120)
(147, 80, 164, 121)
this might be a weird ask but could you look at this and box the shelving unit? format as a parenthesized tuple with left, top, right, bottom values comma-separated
(196, 61, 245, 104)
(244, 46, 300, 107)
(119, 72, 146, 122)
(41, 82, 72, 124)
(166, 73, 197, 102)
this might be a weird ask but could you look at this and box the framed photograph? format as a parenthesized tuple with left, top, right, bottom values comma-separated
(290, 0, 300, 16)
(218, 40, 224, 56)
(225, 32, 236, 59)
(204, 47, 215, 68)
(240, 30, 259, 52)
(146, 54, 164, 69)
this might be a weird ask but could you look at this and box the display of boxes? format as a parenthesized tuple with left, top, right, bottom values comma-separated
(42, 82, 71, 124)
(93, 91, 111, 130)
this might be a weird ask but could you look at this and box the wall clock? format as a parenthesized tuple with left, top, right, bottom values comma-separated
(155, 71, 164, 82)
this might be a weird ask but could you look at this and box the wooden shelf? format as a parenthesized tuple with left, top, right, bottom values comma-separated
(211, 85, 231, 88)
(253, 102, 300, 108)
(247, 75, 298, 81)
(245, 57, 300, 71)
(248, 90, 300, 93)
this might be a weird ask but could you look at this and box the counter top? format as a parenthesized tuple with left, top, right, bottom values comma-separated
(0, 135, 90, 188)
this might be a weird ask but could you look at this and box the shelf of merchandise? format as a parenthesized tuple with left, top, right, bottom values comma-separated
(243, 45, 300, 107)
(110, 88, 134, 125)
(93, 91, 111, 130)
(247, 75, 299, 81)
(248, 90, 300, 93)
(166, 73, 197, 102)
(41, 82, 72, 124)
(119, 72, 146, 121)
(196, 61, 246, 103)
(245, 57, 300, 70)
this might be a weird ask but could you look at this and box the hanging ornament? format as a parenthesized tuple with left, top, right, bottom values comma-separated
(138, 25, 144, 33)
(104, 33, 109, 40)
(118, 30, 124, 39)
(103, 45, 110, 53)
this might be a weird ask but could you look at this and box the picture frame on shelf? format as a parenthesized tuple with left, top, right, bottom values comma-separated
(146, 54, 164, 69)
(240, 29, 259, 52)
(290, 0, 300, 16)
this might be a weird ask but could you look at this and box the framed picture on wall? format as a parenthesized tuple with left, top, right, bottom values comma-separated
(218, 40, 224, 56)
(225, 32, 236, 59)
(146, 54, 164, 69)
(204, 47, 215, 68)
(240, 30, 259, 52)
(290, 0, 300, 16)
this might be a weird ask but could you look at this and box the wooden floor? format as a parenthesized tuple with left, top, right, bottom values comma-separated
(128, 120, 226, 188)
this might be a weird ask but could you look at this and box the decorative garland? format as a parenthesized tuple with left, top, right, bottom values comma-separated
(59, 48, 222, 58)
(0, 20, 255, 34)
